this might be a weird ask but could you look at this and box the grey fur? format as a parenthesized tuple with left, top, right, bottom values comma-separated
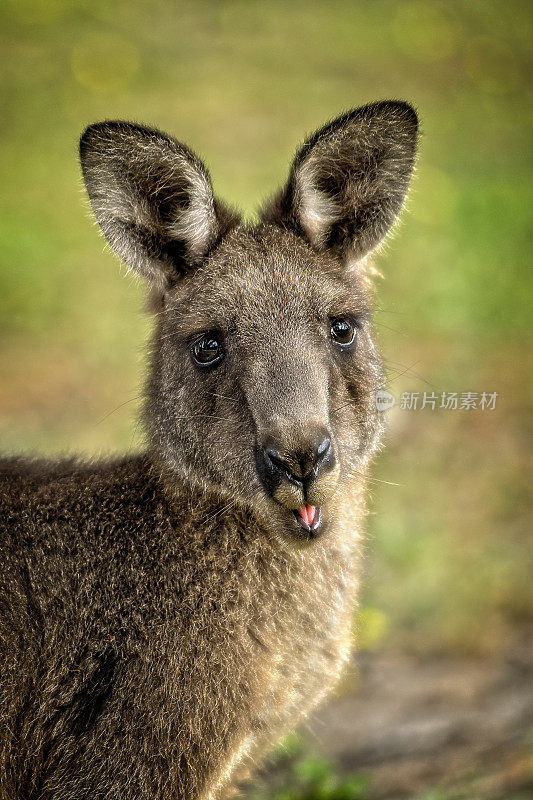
(0, 101, 418, 799)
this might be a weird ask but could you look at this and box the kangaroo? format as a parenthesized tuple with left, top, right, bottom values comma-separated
(0, 101, 418, 799)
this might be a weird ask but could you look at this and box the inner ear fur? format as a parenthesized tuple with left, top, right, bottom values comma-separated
(80, 120, 240, 290)
(261, 100, 418, 264)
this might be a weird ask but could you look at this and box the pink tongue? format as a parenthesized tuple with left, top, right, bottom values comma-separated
(298, 504, 316, 527)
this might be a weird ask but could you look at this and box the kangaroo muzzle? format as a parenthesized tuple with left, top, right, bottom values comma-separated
(256, 423, 340, 527)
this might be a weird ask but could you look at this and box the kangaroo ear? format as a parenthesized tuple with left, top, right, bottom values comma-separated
(80, 121, 239, 289)
(262, 101, 418, 264)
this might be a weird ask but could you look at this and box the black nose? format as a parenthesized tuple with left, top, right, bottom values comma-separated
(259, 430, 334, 491)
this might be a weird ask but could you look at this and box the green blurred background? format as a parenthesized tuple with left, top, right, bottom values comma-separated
(1, 0, 532, 794)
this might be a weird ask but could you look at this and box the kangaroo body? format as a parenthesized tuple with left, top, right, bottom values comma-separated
(0, 103, 417, 798)
(0, 455, 360, 798)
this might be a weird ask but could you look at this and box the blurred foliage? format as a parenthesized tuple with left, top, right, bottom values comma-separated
(0, 0, 532, 659)
(240, 731, 533, 799)
(355, 606, 390, 650)
(240, 734, 369, 800)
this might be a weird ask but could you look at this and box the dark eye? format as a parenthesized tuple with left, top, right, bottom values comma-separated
(192, 332, 224, 367)
(330, 318, 357, 347)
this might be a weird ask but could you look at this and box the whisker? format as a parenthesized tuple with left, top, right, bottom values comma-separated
(192, 414, 234, 422)
(332, 399, 358, 414)
(95, 395, 143, 426)
(372, 320, 407, 336)
(373, 306, 408, 316)
(365, 476, 402, 487)
(350, 467, 403, 487)
(207, 392, 241, 405)
(383, 359, 439, 388)
(204, 499, 238, 526)
(170, 413, 235, 423)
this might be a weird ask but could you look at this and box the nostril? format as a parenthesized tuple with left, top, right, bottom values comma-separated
(307, 435, 334, 479)
(264, 448, 291, 476)
(317, 437, 331, 458)
(262, 447, 303, 488)
(259, 433, 334, 491)
(265, 449, 286, 470)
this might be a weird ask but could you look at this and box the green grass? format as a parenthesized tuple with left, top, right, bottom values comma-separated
(240, 734, 369, 800)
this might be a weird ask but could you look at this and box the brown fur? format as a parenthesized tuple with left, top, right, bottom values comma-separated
(0, 101, 418, 799)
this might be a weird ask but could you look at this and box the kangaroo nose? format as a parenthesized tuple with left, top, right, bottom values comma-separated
(260, 430, 334, 490)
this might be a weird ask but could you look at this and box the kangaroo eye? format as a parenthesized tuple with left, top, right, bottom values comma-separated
(192, 333, 224, 367)
(330, 319, 356, 347)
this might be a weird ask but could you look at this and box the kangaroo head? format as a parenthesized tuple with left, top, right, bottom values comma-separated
(80, 101, 418, 542)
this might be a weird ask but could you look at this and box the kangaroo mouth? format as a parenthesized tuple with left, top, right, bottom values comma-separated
(293, 504, 322, 535)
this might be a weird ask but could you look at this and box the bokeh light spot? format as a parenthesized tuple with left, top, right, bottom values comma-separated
(465, 37, 520, 94)
(392, 2, 457, 61)
(71, 32, 140, 93)
(357, 607, 389, 650)
(5, 0, 69, 24)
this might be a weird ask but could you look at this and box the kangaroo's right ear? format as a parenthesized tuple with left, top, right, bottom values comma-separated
(261, 101, 418, 266)
(80, 121, 239, 290)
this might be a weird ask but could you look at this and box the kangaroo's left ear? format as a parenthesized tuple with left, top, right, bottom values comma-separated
(261, 100, 418, 264)
(80, 120, 240, 291)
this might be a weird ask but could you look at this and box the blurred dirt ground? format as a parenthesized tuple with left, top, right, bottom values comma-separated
(308, 628, 533, 799)
(248, 628, 533, 799)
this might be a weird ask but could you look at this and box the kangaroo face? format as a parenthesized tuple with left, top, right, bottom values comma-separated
(149, 225, 382, 540)
(80, 103, 417, 542)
